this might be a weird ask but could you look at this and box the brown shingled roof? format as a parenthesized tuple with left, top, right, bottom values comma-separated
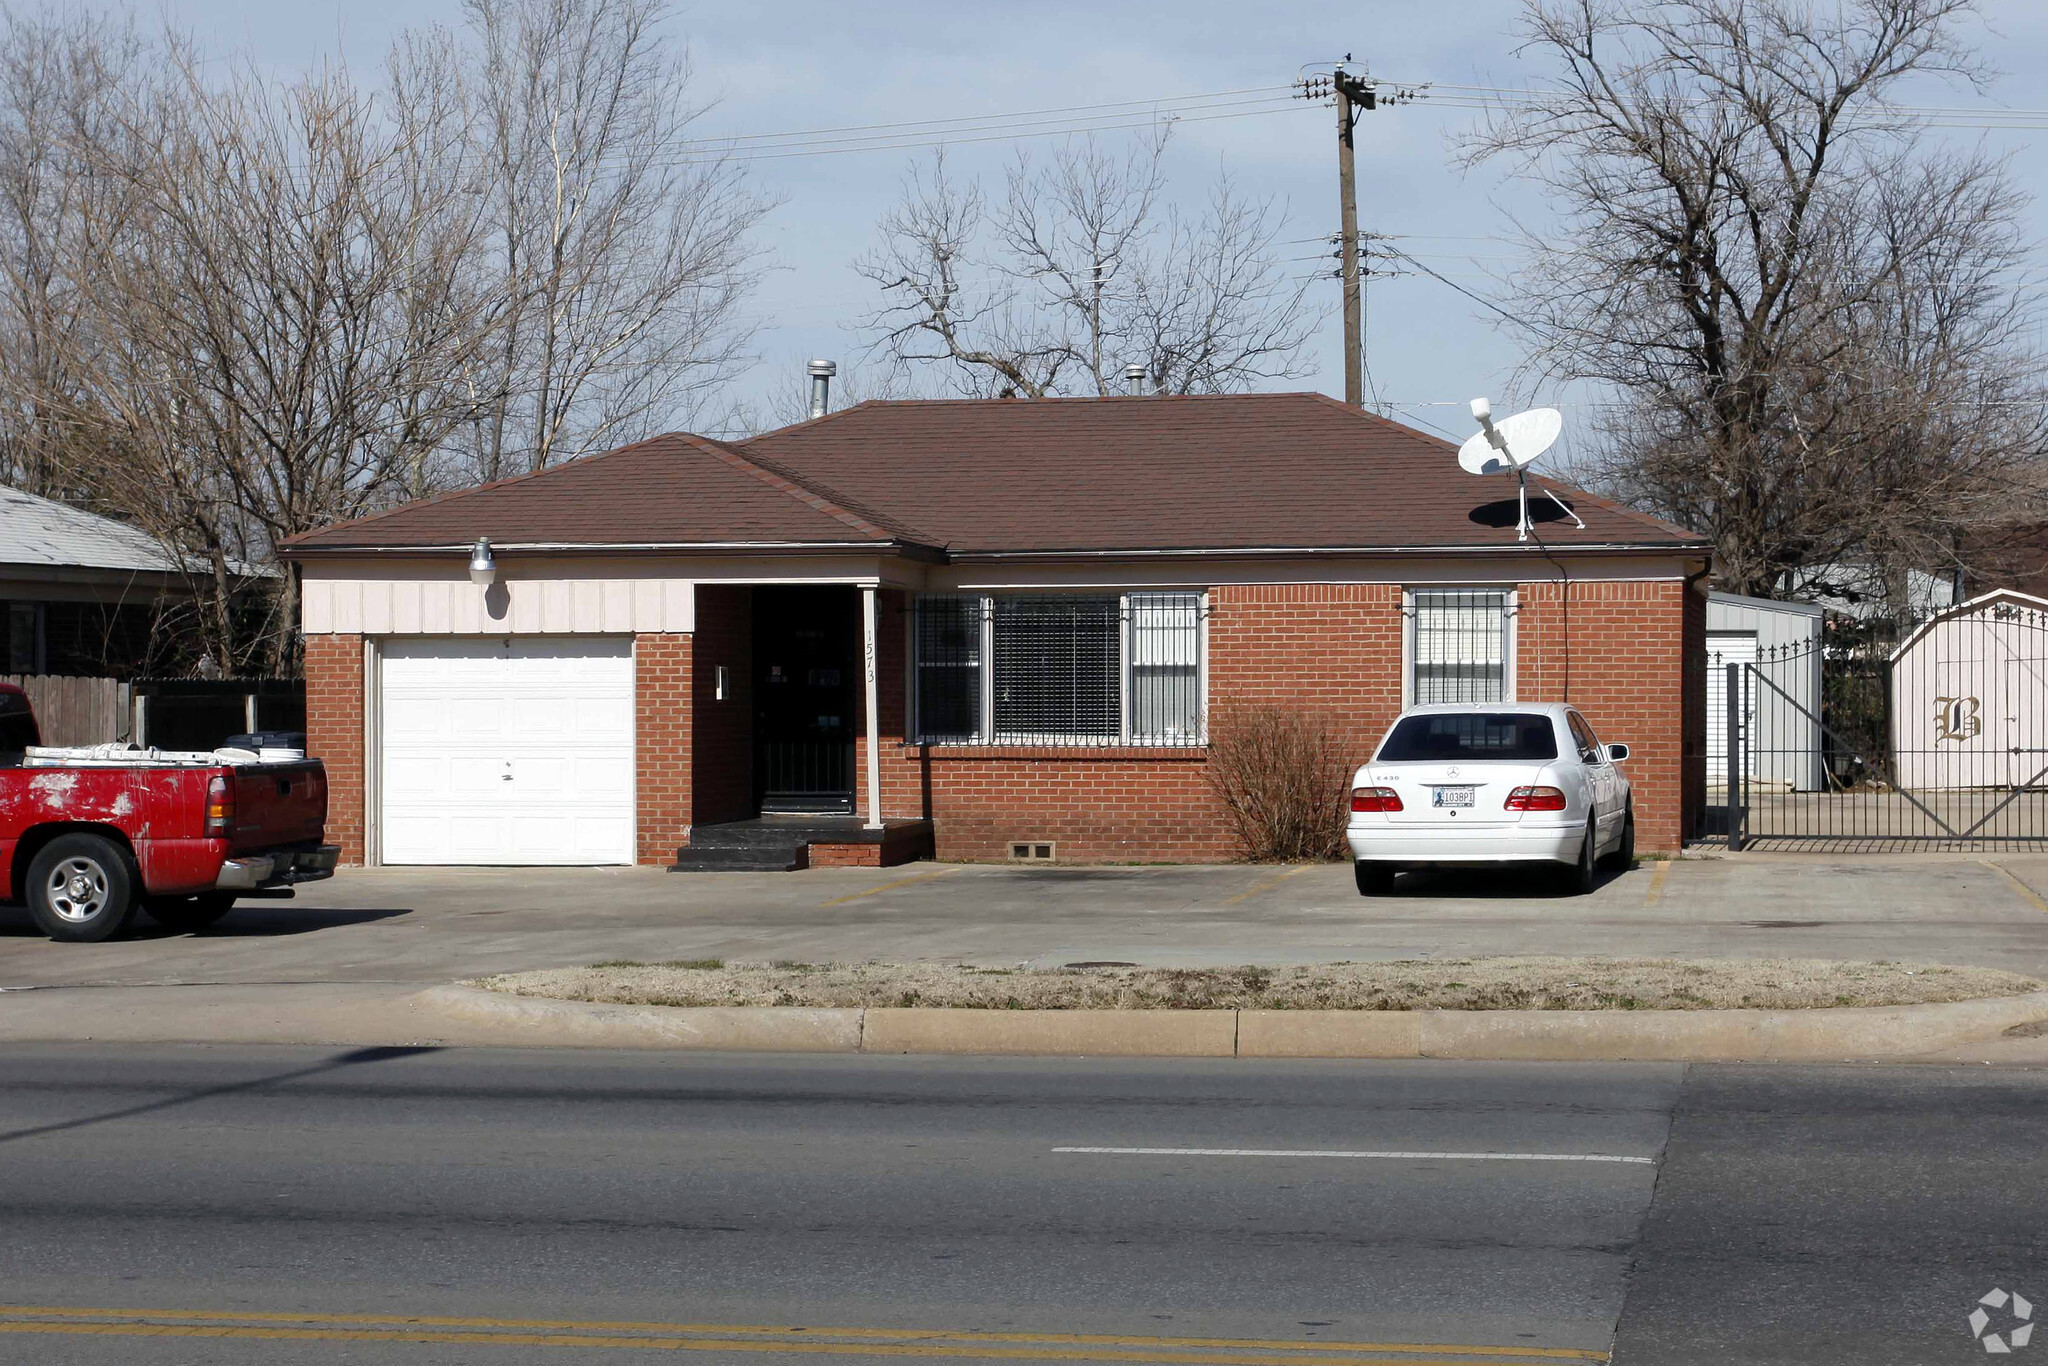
(284, 394, 1707, 558)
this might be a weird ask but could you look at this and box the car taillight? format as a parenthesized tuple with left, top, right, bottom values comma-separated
(1505, 785, 1568, 812)
(1351, 786, 1404, 812)
(205, 773, 233, 837)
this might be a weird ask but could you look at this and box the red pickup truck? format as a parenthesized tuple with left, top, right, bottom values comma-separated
(0, 685, 338, 941)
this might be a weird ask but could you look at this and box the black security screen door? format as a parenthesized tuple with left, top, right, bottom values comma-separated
(754, 586, 858, 814)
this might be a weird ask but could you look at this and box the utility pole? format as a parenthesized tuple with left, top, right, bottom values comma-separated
(1333, 60, 1374, 408)
(1302, 60, 1416, 409)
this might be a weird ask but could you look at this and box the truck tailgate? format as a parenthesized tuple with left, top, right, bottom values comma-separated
(231, 762, 327, 851)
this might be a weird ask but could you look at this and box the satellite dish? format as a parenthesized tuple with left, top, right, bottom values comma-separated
(1457, 399, 1581, 543)
(1457, 405, 1562, 476)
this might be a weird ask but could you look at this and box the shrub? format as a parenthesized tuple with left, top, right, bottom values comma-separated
(1202, 703, 1352, 862)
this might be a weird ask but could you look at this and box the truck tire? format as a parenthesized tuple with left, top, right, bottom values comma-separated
(26, 833, 140, 942)
(144, 892, 237, 932)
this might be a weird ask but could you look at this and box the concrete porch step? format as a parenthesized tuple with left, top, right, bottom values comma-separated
(670, 817, 936, 872)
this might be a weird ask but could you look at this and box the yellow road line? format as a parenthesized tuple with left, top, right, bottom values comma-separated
(0, 1307, 1604, 1361)
(1642, 860, 1671, 906)
(1983, 860, 2048, 915)
(1221, 865, 1315, 906)
(817, 867, 960, 908)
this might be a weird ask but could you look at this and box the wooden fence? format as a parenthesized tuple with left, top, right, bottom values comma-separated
(0, 675, 128, 747)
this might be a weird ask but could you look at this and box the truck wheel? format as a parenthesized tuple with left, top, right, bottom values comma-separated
(144, 892, 237, 932)
(27, 833, 140, 942)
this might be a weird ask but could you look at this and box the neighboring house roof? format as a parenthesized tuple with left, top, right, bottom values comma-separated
(0, 484, 184, 575)
(283, 394, 1710, 559)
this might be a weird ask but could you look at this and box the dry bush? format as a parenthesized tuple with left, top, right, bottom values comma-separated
(1201, 703, 1352, 863)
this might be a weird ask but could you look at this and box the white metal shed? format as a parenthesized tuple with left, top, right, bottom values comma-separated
(1707, 592, 1824, 791)
(1890, 589, 2048, 791)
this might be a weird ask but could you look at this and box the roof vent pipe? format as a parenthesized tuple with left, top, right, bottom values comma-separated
(807, 359, 837, 418)
(1123, 363, 1147, 396)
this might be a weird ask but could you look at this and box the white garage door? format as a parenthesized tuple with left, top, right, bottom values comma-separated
(380, 637, 635, 865)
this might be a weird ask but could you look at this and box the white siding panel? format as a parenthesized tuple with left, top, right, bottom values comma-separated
(331, 581, 363, 635)
(302, 579, 334, 634)
(301, 572, 695, 635)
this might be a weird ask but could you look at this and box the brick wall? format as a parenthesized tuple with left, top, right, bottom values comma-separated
(1515, 578, 1691, 852)
(634, 633, 692, 864)
(303, 633, 364, 864)
(691, 586, 753, 827)
(867, 578, 1693, 861)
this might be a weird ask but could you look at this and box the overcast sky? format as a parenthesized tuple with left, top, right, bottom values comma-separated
(79, 0, 2048, 454)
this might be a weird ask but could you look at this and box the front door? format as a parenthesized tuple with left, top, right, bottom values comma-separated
(754, 587, 858, 814)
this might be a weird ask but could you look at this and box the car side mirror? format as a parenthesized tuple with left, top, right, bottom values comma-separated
(1606, 743, 1630, 763)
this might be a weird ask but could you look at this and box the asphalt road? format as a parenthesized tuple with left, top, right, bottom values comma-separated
(0, 1048, 2040, 1365)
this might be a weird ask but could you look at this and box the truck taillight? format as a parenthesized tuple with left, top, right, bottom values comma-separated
(204, 773, 233, 837)
(1505, 785, 1568, 812)
(1351, 786, 1403, 812)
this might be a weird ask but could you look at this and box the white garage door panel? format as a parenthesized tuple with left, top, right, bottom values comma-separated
(380, 637, 635, 865)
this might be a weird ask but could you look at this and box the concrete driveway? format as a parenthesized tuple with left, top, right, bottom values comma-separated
(3, 852, 2047, 989)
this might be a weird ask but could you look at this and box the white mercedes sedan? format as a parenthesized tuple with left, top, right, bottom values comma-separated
(1347, 703, 1634, 896)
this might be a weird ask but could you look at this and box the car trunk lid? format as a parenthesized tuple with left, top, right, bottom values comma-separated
(1363, 762, 1548, 828)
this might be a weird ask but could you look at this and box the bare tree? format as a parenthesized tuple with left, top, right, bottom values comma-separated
(1463, 0, 2047, 603)
(49, 42, 504, 673)
(858, 134, 1320, 398)
(0, 8, 142, 504)
(452, 0, 769, 478)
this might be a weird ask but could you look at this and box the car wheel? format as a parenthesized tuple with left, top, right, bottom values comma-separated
(1560, 818, 1596, 896)
(1599, 802, 1635, 872)
(144, 892, 238, 932)
(26, 833, 140, 942)
(1354, 861, 1395, 896)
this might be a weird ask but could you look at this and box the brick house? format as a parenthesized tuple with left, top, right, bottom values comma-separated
(282, 394, 1710, 868)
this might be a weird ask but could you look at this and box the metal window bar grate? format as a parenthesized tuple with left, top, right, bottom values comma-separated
(1411, 590, 1509, 705)
(911, 592, 1204, 747)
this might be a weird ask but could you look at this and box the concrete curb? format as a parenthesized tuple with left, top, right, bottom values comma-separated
(415, 986, 862, 1052)
(415, 986, 2048, 1061)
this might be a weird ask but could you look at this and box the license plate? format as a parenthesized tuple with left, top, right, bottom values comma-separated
(1432, 786, 1476, 808)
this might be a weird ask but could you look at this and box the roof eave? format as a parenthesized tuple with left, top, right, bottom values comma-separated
(281, 538, 951, 564)
(943, 541, 1714, 562)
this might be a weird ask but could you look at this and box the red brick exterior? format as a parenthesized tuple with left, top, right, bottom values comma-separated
(862, 578, 1694, 861)
(301, 569, 1701, 869)
(303, 633, 364, 865)
(690, 586, 754, 828)
(634, 633, 692, 865)
(1515, 578, 1696, 852)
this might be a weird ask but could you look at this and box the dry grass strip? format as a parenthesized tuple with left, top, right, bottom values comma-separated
(470, 957, 2042, 1013)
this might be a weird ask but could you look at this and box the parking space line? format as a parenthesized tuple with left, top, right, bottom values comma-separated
(1221, 865, 1314, 906)
(817, 868, 960, 908)
(1983, 860, 2048, 915)
(1642, 860, 1671, 906)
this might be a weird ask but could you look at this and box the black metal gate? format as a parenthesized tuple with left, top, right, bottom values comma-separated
(1722, 601, 2048, 850)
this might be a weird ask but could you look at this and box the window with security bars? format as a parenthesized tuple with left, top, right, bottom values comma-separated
(1411, 590, 1511, 704)
(911, 592, 1203, 745)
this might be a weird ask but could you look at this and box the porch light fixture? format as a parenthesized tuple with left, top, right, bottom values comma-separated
(468, 537, 497, 587)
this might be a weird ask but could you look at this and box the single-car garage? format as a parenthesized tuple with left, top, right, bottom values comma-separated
(378, 636, 635, 865)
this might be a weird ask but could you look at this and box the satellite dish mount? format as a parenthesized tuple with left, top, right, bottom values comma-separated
(1457, 398, 1583, 542)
